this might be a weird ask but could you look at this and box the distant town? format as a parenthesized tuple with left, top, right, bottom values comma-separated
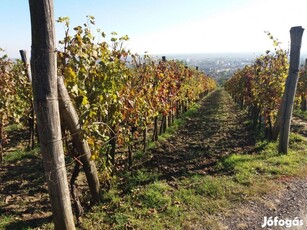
(157, 53, 307, 85)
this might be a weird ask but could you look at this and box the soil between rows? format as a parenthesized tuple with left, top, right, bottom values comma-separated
(140, 88, 256, 179)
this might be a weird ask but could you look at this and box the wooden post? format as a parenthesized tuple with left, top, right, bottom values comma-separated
(159, 115, 165, 135)
(143, 126, 148, 153)
(19, 50, 35, 149)
(128, 133, 133, 169)
(19, 50, 32, 82)
(301, 59, 307, 111)
(0, 122, 3, 163)
(152, 116, 158, 141)
(272, 103, 282, 141)
(109, 126, 116, 166)
(301, 95, 307, 111)
(28, 0, 75, 229)
(168, 111, 172, 127)
(176, 101, 180, 119)
(278, 26, 304, 154)
(164, 114, 168, 130)
(57, 76, 101, 204)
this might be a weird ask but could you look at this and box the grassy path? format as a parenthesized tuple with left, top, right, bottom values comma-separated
(144, 88, 255, 179)
(116, 88, 307, 230)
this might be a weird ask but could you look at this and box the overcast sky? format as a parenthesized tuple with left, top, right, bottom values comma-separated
(1, 0, 307, 58)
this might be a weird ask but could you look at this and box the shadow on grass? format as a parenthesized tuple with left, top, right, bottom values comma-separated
(4, 216, 52, 230)
(0, 151, 52, 229)
(4, 126, 31, 152)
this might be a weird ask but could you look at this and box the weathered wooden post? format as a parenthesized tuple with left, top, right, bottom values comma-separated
(0, 123, 3, 163)
(300, 59, 307, 111)
(161, 56, 168, 132)
(19, 50, 36, 149)
(19, 50, 32, 82)
(28, 0, 75, 229)
(278, 26, 304, 154)
(57, 76, 101, 204)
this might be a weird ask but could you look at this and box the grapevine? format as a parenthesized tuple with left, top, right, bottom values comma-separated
(57, 16, 216, 171)
(225, 34, 288, 139)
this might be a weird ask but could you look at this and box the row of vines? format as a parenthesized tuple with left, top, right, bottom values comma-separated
(0, 17, 216, 173)
(0, 50, 33, 161)
(224, 33, 307, 140)
(58, 16, 216, 171)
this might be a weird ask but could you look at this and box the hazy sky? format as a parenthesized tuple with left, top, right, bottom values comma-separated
(1, 0, 307, 58)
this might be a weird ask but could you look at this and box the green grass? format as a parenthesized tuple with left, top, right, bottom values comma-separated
(0, 215, 16, 229)
(294, 108, 307, 120)
(219, 133, 307, 185)
(136, 182, 172, 209)
(3, 147, 40, 162)
(80, 132, 307, 230)
(3, 123, 24, 132)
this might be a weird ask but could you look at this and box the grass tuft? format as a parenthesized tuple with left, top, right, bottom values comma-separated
(3, 147, 39, 162)
(136, 182, 172, 209)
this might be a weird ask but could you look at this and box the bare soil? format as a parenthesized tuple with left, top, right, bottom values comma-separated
(138, 88, 256, 180)
(0, 152, 52, 229)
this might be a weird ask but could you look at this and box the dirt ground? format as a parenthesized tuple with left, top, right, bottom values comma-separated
(0, 150, 52, 229)
(223, 178, 307, 230)
(140, 88, 256, 180)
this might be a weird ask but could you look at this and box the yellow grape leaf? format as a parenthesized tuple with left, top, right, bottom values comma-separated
(82, 96, 89, 105)
(87, 137, 94, 146)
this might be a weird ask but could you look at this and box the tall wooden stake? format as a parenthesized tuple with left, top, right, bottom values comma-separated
(57, 76, 101, 204)
(19, 50, 36, 149)
(278, 26, 304, 154)
(19, 50, 32, 82)
(28, 0, 75, 229)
